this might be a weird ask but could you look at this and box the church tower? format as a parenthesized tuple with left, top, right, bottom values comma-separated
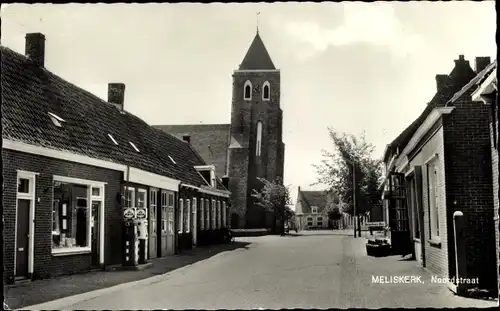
(227, 31, 285, 229)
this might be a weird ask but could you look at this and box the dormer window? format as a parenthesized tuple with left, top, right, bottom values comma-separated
(195, 165, 217, 188)
(244, 80, 252, 100)
(312, 206, 318, 214)
(48, 112, 65, 128)
(129, 142, 140, 153)
(108, 134, 118, 145)
(262, 81, 270, 101)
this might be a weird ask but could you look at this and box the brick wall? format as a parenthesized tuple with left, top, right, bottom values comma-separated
(489, 104, 500, 297)
(443, 93, 497, 292)
(229, 70, 283, 229)
(409, 126, 449, 278)
(2, 149, 123, 282)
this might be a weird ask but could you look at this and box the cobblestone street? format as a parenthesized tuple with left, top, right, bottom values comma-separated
(20, 231, 498, 310)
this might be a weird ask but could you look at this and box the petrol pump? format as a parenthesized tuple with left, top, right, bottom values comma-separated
(123, 208, 148, 266)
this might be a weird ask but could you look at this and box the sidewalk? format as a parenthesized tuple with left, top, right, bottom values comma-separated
(4, 241, 250, 310)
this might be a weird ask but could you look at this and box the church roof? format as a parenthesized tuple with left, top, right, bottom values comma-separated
(239, 32, 276, 70)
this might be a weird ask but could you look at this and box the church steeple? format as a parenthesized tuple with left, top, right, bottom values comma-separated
(238, 32, 276, 70)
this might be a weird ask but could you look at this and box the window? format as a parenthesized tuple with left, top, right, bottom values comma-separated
(217, 201, 221, 229)
(179, 199, 184, 233)
(150, 189, 157, 235)
(317, 221, 323, 227)
(92, 187, 101, 197)
(18, 178, 30, 193)
(108, 134, 118, 145)
(307, 217, 313, 221)
(222, 202, 227, 228)
(205, 199, 210, 229)
(200, 198, 205, 230)
(125, 187, 135, 208)
(137, 189, 148, 238)
(169, 155, 176, 164)
(427, 158, 440, 240)
(129, 141, 140, 153)
(317, 217, 323, 222)
(244, 80, 252, 100)
(168, 193, 175, 234)
(161, 192, 168, 233)
(185, 199, 190, 233)
(48, 112, 65, 127)
(211, 199, 216, 229)
(312, 207, 318, 214)
(256, 121, 263, 156)
(262, 81, 270, 101)
(52, 180, 103, 252)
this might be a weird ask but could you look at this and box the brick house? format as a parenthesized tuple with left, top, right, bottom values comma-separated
(2, 33, 230, 284)
(154, 30, 285, 230)
(471, 61, 499, 299)
(380, 55, 497, 295)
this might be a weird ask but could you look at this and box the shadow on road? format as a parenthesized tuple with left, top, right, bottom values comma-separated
(5, 241, 251, 310)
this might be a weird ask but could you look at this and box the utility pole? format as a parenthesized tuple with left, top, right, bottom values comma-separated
(351, 160, 357, 238)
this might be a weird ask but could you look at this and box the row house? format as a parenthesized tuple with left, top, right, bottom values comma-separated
(380, 55, 497, 295)
(471, 62, 499, 299)
(2, 33, 230, 284)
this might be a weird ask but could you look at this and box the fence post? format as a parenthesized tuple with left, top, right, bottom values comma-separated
(453, 211, 469, 295)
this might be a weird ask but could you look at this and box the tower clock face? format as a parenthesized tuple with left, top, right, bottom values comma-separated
(253, 85, 261, 93)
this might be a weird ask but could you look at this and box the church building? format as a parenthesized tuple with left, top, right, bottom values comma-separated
(154, 31, 285, 229)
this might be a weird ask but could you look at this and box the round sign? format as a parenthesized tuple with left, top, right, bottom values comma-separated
(124, 207, 135, 219)
(136, 208, 147, 219)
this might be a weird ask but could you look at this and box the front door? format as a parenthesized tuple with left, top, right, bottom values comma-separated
(91, 201, 100, 267)
(149, 189, 158, 259)
(16, 199, 30, 278)
(388, 172, 412, 256)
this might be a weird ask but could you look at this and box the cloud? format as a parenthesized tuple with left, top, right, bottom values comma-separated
(280, 3, 425, 59)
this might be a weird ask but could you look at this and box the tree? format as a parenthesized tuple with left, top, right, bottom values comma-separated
(313, 129, 383, 218)
(325, 192, 342, 221)
(251, 177, 292, 235)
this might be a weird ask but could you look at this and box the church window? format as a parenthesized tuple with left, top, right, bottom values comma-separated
(244, 80, 252, 100)
(256, 121, 263, 156)
(263, 81, 270, 101)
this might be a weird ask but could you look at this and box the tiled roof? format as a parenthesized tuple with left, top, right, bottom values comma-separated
(447, 60, 497, 105)
(153, 124, 230, 178)
(239, 32, 276, 70)
(298, 190, 338, 214)
(1, 46, 229, 192)
(384, 57, 477, 162)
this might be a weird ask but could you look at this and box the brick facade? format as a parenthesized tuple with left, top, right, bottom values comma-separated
(228, 70, 284, 229)
(443, 94, 497, 292)
(2, 149, 123, 283)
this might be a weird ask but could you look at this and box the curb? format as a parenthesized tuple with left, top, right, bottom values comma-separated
(21, 258, 204, 310)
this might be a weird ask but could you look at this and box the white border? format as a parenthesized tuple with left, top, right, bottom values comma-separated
(15, 170, 38, 277)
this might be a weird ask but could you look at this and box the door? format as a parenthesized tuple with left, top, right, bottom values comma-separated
(16, 199, 30, 278)
(149, 189, 158, 259)
(388, 172, 412, 255)
(91, 201, 100, 267)
(160, 191, 168, 257)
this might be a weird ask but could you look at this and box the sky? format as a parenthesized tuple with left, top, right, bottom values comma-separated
(1, 2, 496, 205)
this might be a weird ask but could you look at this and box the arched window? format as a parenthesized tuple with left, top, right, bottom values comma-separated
(262, 81, 270, 101)
(244, 80, 252, 100)
(256, 121, 263, 156)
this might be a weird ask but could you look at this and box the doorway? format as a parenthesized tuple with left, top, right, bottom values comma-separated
(16, 199, 30, 278)
(91, 201, 100, 267)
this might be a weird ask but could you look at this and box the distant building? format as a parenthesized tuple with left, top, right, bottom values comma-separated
(154, 30, 285, 230)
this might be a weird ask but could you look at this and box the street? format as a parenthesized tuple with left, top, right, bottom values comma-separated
(23, 231, 497, 310)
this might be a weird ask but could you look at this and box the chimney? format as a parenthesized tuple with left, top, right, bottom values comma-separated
(182, 135, 191, 144)
(435, 74, 449, 92)
(108, 83, 126, 110)
(454, 54, 470, 66)
(474, 57, 491, 74)
(25, 33, 45, 67)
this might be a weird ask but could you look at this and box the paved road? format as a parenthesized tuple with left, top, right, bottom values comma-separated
(25, 231, 497, 309)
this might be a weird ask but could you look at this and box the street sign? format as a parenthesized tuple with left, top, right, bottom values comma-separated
(366, 222, 385, 227)
(136, 208, 147, 219)
(124, 207, 136, 220)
